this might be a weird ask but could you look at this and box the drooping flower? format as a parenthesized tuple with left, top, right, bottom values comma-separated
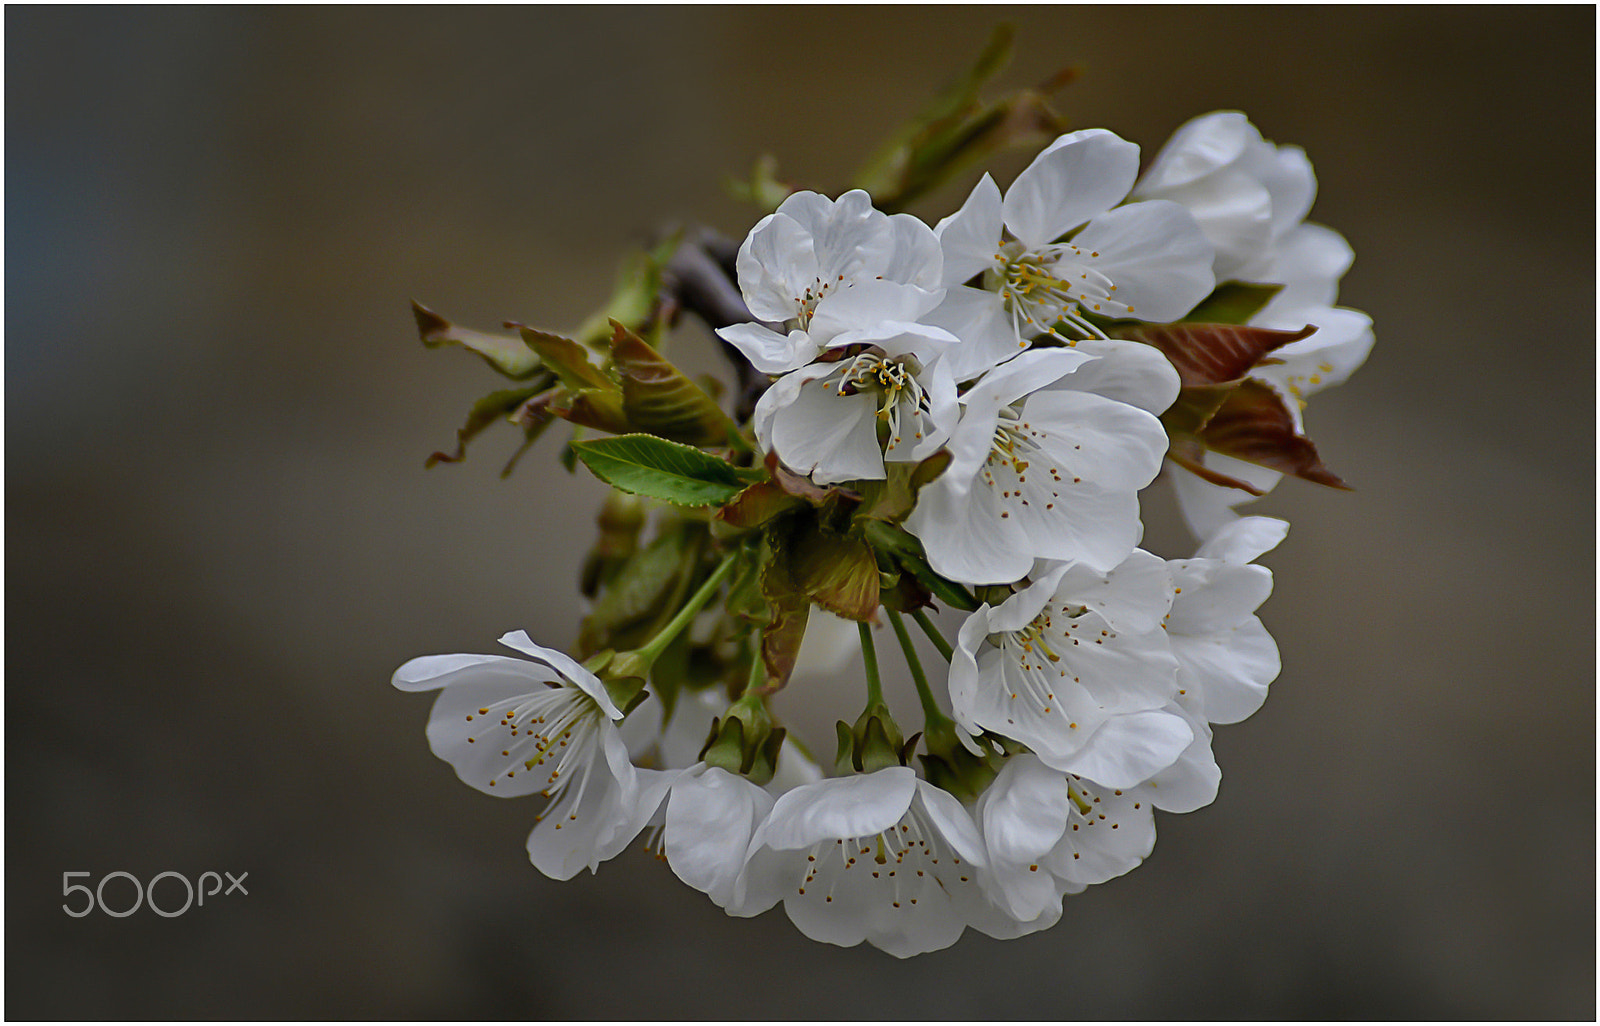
(726, 767, 998, 957)
(751, 322, 959, 484)
(392, 631, 675, 881)
(906, 342, 1177, 584)
(975, 754, 1157, 923)
(716, 190, 945, 375)
(948, 549, 1189, 775)
(928, 128, 1215, 381)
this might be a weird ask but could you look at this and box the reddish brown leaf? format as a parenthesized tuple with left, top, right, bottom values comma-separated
(1117, 322, 1316, 388)
(1198, 380, 1351, 489)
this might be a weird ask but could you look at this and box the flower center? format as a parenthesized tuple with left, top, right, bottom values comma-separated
(793, 275, 845, 329)
(978, 407, 1074, 522)
(791, 805, 974, 909)
(463, 684, 606, 824)
(990, 240, 1131, 344)
(833, 352, 930, 453)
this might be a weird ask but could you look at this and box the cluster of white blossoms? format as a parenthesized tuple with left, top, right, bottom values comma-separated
(397, 112, 1371, 956)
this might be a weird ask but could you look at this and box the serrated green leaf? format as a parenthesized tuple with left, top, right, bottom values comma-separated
(1182, 282, 1285, 325)
(412, 301, 543, 380)
(571, 434, 757, 507)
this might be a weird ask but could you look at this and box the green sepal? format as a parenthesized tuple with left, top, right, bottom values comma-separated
(609, 320, 743, 447)
(570, 434, 760, 507)
(601, 674, 648, 716)
(1182, 281, 1285, 325)
(833, 721, 856, 778)
(743, 727, 787, 788)
(918, 744, 1000, 806)
(412, 301, 543, 380)
(853, 450, 952, 525)
(699, 693, 775, 780)
(854, 711, 906, 773)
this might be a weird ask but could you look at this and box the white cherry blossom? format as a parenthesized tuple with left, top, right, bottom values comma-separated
(716, 190, 945, 375)
(392, 631, 673, 880)
(928, 128, 1214, 381)
(728, 767, 997, 957)
(949, 549, 1186, 773)
(752, 322, 959, 484)
(905, 343, 1177, 583)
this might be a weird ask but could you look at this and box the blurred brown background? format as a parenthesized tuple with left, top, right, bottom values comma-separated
(6, 6, 1593, 1018)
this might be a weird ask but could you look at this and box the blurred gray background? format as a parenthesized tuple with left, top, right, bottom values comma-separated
(7, 6, 1593, 1018)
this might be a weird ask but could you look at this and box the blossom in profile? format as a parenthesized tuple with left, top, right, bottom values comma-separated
(393, 631, 674, 880)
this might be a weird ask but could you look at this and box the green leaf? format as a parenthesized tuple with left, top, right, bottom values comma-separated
(1182, 282, 1284, 326)
(577, 523, 699, 655)
(610, 321, 741, 446)
(1115, 322, 1315, 389)
(726, 153, 793, 212)
(425, 384, 548, 468)
(413, 301, 543, 380)
(570, 434, 758, 507)
(548, 386, 633, 435)
(516, 326, 614, 392)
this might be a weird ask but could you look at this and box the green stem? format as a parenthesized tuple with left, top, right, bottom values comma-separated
(888, 610, 952, 730)
(858, 622, 884, 708)
(911, 609, 954, 663)
(632, 551, 740, 666)
(742, 630, 765, 697)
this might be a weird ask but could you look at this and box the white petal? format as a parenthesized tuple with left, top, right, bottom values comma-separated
(1171, 616, 1279, 724)
(1052, 708, 1193, 787)
(1069, 200, 1216, 322)
(716, 322, 817, 376)
(1136, 704, 1221, 813)
(736, 210, 818, 322)
(1169, 452, 1283, 540)
(1134, 111, 1259, 193)
(1004, 128, 1139, 250)
(666, 766, 775, 908)
(392, 653, 553, 693)
(1046, 782, 1155, 887)
(923, 286, 1025, 382)
(1166, 561, 1273, 636)
(1051, 549, 1174, 634)
(934, 173, 1005, 285)
(767, 378, 884, 484)
(1195, 515, 1289, 564)
(1146, 167, 1273, 282)
(754, 768, 917, 851)
(524, 728, 638, 879)
(1057, 337, 1181, 416)
(498, 630, 621, 719)
(1253, 222, 1353, 323)
(809, 279, 943, 344)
